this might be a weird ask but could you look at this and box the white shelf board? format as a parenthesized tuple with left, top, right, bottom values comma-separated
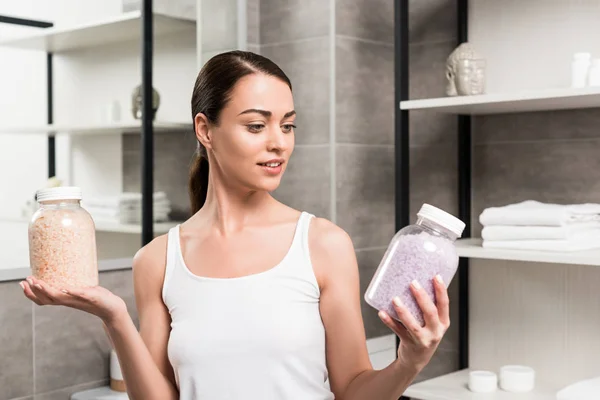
(71, 386, 129, 400)
(400, 87, 600, 115)
(0, 11, 195, 53)
(0, 257, 133, 282)
(404, 369, 557, 400)
(0, 121, 192, 136)
(456, 238, 600, 266)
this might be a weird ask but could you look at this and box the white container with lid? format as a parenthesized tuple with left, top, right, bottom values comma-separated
(28, 186, 98, 288)
(589, 59, 600, 87)
(572, 52, 592, 88)
(499, 365, 535, 393)
(468, 370, 498, 393)
(364, 204, 465, 326)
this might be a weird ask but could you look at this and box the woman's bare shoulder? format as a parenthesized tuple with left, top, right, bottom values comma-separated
(132, 234, 169, 290)
(308, 216, 356, 286)
(309, 217, 353, 248)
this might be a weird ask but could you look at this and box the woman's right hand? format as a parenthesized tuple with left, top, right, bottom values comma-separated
(20, 276, 127, 325)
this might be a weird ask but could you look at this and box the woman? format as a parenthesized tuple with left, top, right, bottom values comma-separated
(20, 51, 450, 400)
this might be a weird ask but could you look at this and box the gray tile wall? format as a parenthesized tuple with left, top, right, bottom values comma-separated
(335, 0, 395, 340)
(261, 1, 332, 219)
(0, 270, 137, 400)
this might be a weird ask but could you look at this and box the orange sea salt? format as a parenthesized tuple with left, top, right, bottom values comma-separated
(28, 187, 98, 288)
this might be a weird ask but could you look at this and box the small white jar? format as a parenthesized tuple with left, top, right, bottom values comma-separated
(572, 52, 591, 88)
(589, 59, 600, 87)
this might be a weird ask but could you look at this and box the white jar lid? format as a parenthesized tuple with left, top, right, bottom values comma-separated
(417, 203, 466, 237)
(36, 186, 82, 202)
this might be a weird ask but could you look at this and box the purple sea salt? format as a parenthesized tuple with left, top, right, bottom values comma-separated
(365, 231, 459, 327)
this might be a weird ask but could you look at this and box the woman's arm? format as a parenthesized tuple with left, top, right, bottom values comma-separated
(310, 218, 448, 400)
(21, 235, 178, 400)
(104, 235, 179, 400)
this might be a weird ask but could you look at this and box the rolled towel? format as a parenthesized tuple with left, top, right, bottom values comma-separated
(482, 222, 600, 241)
(482, 230, 600, 252)
(84, 192, 168, 208)
(480, 200, 600, 227)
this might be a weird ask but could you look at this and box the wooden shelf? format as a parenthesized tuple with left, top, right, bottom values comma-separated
(0, 121, 192, 136)
(400, 87, 600, 115)
(404, 369, 557, 400)
(456, 238, 600, 266)
(0, 11, 195, 53)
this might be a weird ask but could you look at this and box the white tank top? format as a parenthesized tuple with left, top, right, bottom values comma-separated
(162, 212, 335, 400)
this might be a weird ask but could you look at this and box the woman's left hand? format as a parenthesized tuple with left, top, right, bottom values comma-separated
(378, 275, 450, 372)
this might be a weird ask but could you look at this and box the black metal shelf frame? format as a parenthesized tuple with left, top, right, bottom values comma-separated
(394, 0, 471, 383)
(0, 16, 54, 177)
(0, 0, 156, 246)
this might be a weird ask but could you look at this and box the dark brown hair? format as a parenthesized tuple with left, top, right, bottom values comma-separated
(189, 50, 292, 214)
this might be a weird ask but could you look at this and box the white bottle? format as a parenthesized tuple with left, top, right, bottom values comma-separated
(589, 59, 600, 87)
(572, 52, 591, 88)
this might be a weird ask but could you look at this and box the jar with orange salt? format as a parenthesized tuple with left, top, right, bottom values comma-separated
(28, 187, 98, 288)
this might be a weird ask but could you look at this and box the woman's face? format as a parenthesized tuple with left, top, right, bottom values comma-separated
(198, 73, 296, 193)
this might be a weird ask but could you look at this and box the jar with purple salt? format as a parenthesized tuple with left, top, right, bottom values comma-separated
(364, 204, 465, 326)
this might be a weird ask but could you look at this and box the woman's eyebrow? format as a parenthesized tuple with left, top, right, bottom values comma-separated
(238, 109, 271, 117)
(237, 109, 296, 118)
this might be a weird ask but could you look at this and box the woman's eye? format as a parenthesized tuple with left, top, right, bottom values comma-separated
(247, 124, 265, 133)
(282, 124, 296, 133)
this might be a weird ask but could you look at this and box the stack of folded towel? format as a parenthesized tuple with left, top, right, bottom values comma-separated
(480, 200, 600, 252)
(82, 192, 171, 225)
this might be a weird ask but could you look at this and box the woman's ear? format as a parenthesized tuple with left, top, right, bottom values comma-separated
(194, 113, 213, 150)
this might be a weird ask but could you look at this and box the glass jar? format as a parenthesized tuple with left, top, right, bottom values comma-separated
(28, 187, 98, 288)
(364, 204, 465, 326)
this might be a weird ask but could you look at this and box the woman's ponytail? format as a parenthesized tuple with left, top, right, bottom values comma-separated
(189, 146, 209, 214)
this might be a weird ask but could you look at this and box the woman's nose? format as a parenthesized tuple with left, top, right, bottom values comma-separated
(267, 128, 287, 152)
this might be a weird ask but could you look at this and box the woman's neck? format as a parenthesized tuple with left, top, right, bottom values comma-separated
(194, 177, 278, 235)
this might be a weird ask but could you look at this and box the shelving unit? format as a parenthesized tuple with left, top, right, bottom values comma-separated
(395, 1, 600, 399)
(0, 121, 192, 136)
(404, 370, 557, 400)
(0, 2, 193, 247)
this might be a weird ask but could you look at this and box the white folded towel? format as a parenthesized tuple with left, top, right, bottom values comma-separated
(482, 222, 600, 241)
(557, 376, 600, 400)
(482, 230, 600, 252)
(84, 192, 168, 208)
(87, 205, 171, 218)
(480, 200, 600, 227)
